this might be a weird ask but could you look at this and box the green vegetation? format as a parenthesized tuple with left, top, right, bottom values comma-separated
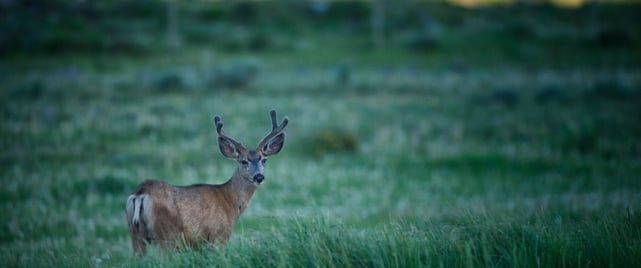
(2, 1, 641, 267)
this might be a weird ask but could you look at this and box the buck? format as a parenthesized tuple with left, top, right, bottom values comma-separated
(126, 110, 288, 256)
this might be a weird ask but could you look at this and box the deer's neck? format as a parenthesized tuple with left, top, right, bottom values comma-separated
(222, 168, 258, 219)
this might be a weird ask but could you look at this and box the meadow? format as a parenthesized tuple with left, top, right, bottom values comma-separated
(1, 1, 641, 267)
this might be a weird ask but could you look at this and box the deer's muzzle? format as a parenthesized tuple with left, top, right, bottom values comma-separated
(253, 174, 264, 184)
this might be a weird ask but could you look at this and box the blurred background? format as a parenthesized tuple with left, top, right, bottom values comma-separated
(1, 0, 641, 266)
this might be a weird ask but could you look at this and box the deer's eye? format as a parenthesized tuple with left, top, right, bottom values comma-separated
(239, 160, 249, 166)
(261, 159, 267, 165)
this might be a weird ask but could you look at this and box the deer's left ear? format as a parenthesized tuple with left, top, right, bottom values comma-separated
(261, 132, 285, 156)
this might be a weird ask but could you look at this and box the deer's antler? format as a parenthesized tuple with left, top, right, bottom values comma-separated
(214, 115, 244, 148)
(257, 110, 288, 150)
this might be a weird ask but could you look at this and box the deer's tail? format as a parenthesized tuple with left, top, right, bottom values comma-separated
(126, 194, 149, 228)
(126, 194, 153, 257)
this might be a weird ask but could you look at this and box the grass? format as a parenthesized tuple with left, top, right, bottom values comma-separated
(119, 211, 640, 268)
(2, 1, 641, 267)
(2, 64, 641, 267)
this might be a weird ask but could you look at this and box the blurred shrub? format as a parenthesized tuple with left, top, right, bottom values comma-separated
(85, 175, 134, 196)
(229, 2, 258, 22)
(311, 1, 369, 21)
(535, 85, 568, 104)
(491, 88, 520, 107)
(206, 60, 259, 90)
(470, 88, 520, 108)
(593, 27, 635, 48)
(192, 3, 230, 20)
(587, 78, 632, 100)
(153, 70, 186, 93)
(395, 23, 442, 52)
(184, 22, 278, 52)
(0, 0, 162, 55)
(397, 31, 439, 51)
(301, 128, 359, 156)
(47, 174, 135, 203)
(101, 34, 154, 55)
(181, 23, 218, 43)
(501, 17, 535, 39)
(69, 175, 134, 199)
(560, 120, 599, 155)
(215, 24, 253, 51)
(10, 78, 47, 99)
(335, 65, 351, 86)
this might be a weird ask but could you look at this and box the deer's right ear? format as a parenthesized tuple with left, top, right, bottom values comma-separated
(218, 136, 241, 159)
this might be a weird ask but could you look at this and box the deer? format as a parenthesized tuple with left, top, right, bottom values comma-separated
(125, 110, 288, 257)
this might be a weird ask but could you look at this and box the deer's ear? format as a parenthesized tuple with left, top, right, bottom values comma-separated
(219, 136, 242, 159)
(261, 133, 285, 156)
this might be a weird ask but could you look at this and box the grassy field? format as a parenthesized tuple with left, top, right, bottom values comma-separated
(2, 1, 641, 267)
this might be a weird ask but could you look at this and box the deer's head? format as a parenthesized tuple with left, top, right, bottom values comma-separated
(214, 110, 288, 184)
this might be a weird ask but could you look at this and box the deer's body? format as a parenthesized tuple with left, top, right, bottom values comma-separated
(126, 110, 287, 256)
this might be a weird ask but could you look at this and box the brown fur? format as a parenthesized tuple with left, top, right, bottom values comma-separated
(125, 110, 287, 256)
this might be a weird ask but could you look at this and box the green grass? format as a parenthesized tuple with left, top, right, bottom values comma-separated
(2, 1, 641, 267)
(3, 64, 640, 267)
(2, 63, 641, 267)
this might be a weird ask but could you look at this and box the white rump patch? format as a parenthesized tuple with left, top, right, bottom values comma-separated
(127, 194, 149, 226)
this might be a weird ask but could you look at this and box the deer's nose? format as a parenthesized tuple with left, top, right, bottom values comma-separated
(253, 174, 264, 184)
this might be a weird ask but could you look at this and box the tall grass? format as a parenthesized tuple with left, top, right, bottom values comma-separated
(40, 210, 635, 268)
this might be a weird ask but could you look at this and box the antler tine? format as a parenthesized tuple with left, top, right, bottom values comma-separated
(277, 116, 289, 131)
(214, 115, 245, 149)
(269, 110, 278, 130)
(269, 109, 289, 132)
(214, 115, 224, 135)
